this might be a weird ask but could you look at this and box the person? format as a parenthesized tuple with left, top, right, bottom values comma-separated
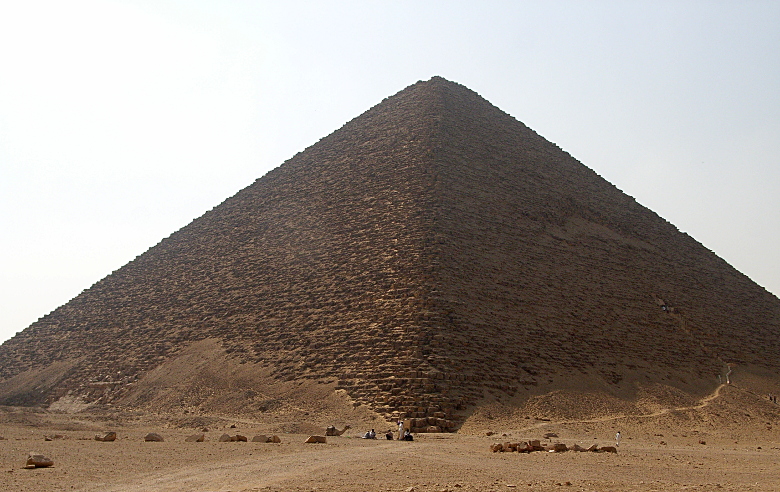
(615, 431, 621, 447)
(403, 429, 413, 441)
(385, 430, 393, 440)
(369, 429, 376, 439)
(398, 420, 404, 438)
(363, 431, 371, 439)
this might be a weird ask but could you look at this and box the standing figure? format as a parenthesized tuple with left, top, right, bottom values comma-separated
(615, 431, 621, 447)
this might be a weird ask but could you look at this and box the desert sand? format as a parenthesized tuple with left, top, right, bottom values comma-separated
(2, 374, 780, 492)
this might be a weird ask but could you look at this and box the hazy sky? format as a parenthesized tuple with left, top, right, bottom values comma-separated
(1, 1, 778, 345)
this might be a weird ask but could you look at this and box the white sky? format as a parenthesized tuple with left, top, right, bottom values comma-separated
(1, 0, 778, 345)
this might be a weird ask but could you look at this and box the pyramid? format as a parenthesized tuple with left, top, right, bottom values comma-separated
(1, 77, 779, 430)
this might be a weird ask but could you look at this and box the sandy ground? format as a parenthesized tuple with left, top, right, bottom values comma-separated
(2, 382, 780, 491)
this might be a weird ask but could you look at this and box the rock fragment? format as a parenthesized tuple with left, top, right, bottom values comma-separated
(25, 452, 53, 468)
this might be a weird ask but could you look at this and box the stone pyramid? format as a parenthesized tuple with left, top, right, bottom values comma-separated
(1, 77, 779, 431)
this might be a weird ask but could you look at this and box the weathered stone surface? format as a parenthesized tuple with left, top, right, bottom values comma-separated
(25, 452, 53, 468)
(144, 433, 164, 442)
(252, 435, 269, 443)
(94, 432, 116, 442)
(218, 434, 232, 442)
(305, 435, 327, 444)
(553, 443, 568, 452)
(0, 76, 778, 432)
(185, 433, 205, 442)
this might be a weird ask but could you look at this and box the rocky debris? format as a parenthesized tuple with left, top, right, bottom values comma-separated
(490, 439, 616, 454)
(94, 432, 117, 442)
(216, 434, 249, 442)
(305, 435, 327, 444)
(251, 434, 280, 443)
(144, 433, 164, 442)
(24, 452, 54, 468)
(44, 434, 65, 441)
(185, 433, 205, 442)
(552, 443, 568, 452)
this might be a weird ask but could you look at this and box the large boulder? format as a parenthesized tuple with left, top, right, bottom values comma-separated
(553, 443, 568, 452)
(25, 452, 54, 468)
(95, 432, 117, 442)
(252, 435, 270, 442)
(144, 433, 164, 442)
(218, 434, 232, 442)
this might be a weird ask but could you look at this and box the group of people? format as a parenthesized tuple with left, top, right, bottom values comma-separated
(360, 420, 413, 441)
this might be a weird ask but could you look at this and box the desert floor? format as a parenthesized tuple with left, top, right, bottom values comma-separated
(2, 382, 780, 491)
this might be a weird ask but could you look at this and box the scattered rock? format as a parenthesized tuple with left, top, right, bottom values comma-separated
(185, 434, 205, 442)
(553, 443, 568, 452)
(270, 435, 281, 443)
(144, 433, 164, 442)
(599, 446, 618, 454)
(44, 434, 65, 441)
(24, 452, 53, 469)
(305, 435, 327, 444)
(94, 432, 116, 442)
(231, 434, 248, 442)
(218, 434, 232, 442)
(252, 435, 270, 443)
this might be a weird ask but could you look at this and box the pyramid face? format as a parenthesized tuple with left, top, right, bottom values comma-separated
(1, 77, 779, 430)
